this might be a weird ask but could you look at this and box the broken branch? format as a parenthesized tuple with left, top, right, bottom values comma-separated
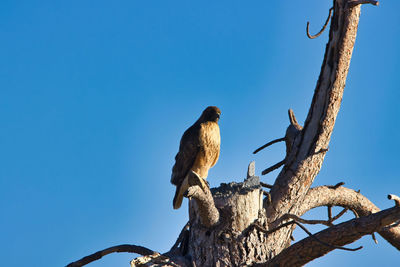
(388, 194, 400, 207)
(66, 244, 157, 267)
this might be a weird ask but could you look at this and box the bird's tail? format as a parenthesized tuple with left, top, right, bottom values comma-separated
(173, 176, 189, 209)
(173, 186, 183, 209)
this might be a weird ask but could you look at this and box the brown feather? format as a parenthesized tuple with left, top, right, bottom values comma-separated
(190, 121, 220, 179)
(171, 106, 221, 209)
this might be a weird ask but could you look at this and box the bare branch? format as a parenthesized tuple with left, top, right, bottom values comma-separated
(293, 220, 362, 251)
(261, 159, 285, 175)
(306, 7, 333, 39)
(185, 171, 220, 227)
(288, 109, 301, 128)
(186, 186, 219, 227)
(371, 233, 378, 244)
(253, 137, 285, 154)
(130, 253, 184, 267)
(260, 181, 273, 189)
(253, 218, 360, 252)
(331, 207, 349, 222)
(284, 109, 303, 152)
(276, 214, 332, 227)
(169, 222, 190, 252)
(298, 186, 400, 250)
(275, 209, 349, 229)
(66, 244, 157, 267)
(263, 206, 400, 267)
(328, 181, 345, 189)
(388, 194, 400, 207)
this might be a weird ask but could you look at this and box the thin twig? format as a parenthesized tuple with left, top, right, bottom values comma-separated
(260, 182, 273, 189)
(328, 206, 333, 221)
(170, 222, 190, 252)
(262, 159, 285, 175)
(331, 208, 349, 222)
(275, 209, 349, 230)
(253, 220, 361, 252)
(306, 7, 334, 39)
(253, 137, 285, 154)
(328, 182, 345, 189)
(351, 208, 360, 218)
(66, 244, 157, 267)
(288, 109, 300, 127)
(315, 147, 329, 155)
(371, 233, 378, 244)
(293, 221, 363, 251)
(279, 214, 332, 226)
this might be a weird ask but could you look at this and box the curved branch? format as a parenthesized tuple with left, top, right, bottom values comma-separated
(66, 244, 157, 267)
(298, 186, 400, 250)
(292, 220, 362, 251)
(275, 211, 348, 227)
(186, 185, 220, 227)
(252, 220, 361, 252)
(185, 171, 219, 227)
(388, 194, 400, 206)
(253, 137, 285, 154)
(264, 206, 400, 267)
(306, 7, 333, 39)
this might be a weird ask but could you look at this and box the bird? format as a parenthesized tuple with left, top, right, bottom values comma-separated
(171, 106, 221, 209)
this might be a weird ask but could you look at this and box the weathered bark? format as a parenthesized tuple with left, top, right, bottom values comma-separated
(188, 175, 266, 267)
(186, 171, 220, 228)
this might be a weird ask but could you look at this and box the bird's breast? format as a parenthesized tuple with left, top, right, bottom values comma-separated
(191, 121, 220, 179)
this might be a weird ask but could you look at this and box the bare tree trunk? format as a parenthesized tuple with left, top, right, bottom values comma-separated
(67, 1, 400, 267)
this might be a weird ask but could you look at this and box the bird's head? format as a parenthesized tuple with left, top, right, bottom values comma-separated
(201, 106, 221, 122)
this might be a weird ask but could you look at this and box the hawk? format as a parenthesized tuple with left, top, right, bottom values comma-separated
(171, 106, 221, 209)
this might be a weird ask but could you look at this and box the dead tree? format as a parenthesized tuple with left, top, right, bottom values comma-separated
(67, 1, 400, 266)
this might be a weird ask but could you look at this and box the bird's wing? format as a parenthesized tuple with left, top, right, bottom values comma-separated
(171, 124, 200, 186)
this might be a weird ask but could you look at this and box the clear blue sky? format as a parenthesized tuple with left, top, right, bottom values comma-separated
(1, 1, 399, 266)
